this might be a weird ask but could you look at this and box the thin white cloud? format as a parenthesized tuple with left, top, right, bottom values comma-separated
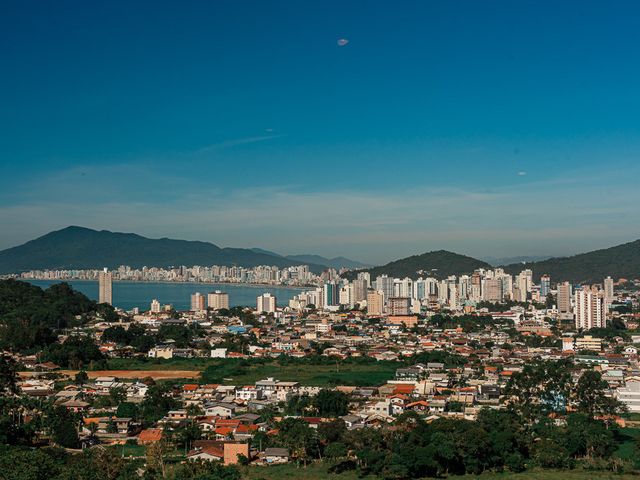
(194, 134, 285, 153)
(2, 163, 640, 263)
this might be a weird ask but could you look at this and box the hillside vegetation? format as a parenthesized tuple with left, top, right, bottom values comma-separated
(0, 226, 325, 274)
(343, 250, 492, 280)
(0, 279, 115, 353)
(502, 239, 640, 283)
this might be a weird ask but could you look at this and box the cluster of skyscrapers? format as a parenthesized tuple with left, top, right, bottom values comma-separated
(290, 270, 617, 330)
(19, 263, 318, 287)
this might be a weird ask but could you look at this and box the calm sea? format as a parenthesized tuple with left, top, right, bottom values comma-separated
(26, 280, 303, 311)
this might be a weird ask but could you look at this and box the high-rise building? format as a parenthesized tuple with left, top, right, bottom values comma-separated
(483, 278, 503, 302)
(356, 271, 371, 289)
(575, 286, 606, 330)
(208, 291, 229, 310)
(387, 297, 411, 315)
(367, 290, 384, 316)
(323, 282, 339, 308)
(604, 276, 614, 305)
(257, 293, 277, 313)
(375, 275, 394, 304)
(540, 274, 551, 297)
(557, 281, 572, 315)
(339, 284, 353, 308)
(515, 270, 531, 302)
(98, 268, 112, 305)
(150, 299, 161, 313)
(352, 279, 368, 303)
(190, 292, 206, 312)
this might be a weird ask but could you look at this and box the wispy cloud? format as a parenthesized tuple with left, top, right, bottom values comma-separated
(193, 134, 285, 153)
(2, 161, 640, 263)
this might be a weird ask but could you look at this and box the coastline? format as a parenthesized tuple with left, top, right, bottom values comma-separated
(20, 278, 309, 291)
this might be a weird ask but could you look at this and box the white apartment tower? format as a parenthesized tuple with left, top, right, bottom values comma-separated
(208, 291, 230, 310)
(190, 292, 206, 312)
(574, 286, 607, 330)
(604, 276, 614, 306)
(257, 293, 277, 313)
(150, 299, 161, 313)
(98, 268, 113, 305)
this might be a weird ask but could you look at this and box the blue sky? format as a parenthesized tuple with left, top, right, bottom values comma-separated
(1, 0, 640, 264)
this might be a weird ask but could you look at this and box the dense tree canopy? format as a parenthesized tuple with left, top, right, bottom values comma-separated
(0, 279, 117, 352)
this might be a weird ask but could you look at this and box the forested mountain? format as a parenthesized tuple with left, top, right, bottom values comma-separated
(0, 279, 115, 352)
(0, 226, 325, 274)
(342, 250, 492, 280)
(501, 239, 640, 283)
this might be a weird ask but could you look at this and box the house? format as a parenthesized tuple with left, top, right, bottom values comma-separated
(235, 386, 263, 401)
(148, 346, 174, 359)
(187, 446, 224, 462)
(60, 399, 90, 412)
(167, 410, 188, 421)
(340, 415, 364, 429)
(211, 348, 228, 358)
(263, 447, 290, 464)
(94, 377, 119, 389)
(405, 400, 430, 412)
(138, 428, 163, 445)
(205, 403, 236, 418)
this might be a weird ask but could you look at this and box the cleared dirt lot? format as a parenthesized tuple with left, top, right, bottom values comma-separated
(19, 370, 201, 380)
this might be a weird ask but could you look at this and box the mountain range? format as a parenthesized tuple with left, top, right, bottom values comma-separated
(341, 250, 493, 281)
(501, 239, 640, 284)
(0, 226, 365, 274)
(250, 249, 370, 270)
(344, 240, 640, 284)
(1, 226, 638, 284)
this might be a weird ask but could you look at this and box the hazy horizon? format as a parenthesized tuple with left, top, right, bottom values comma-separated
(2, 1, 640, 264)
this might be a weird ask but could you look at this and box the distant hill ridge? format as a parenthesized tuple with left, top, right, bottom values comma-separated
(0, 226, 327, 274)
(342, 250, 492, 281)
(342, 239, 640, 284)
(501, 239, 640, 284)
(2, 227, 638, 283)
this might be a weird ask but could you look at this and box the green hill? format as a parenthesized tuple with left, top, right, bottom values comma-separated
(0, 226, 325, 274)
(0, 279, 115, 352)
(343, 250, 492, 280)
(502, 239, 640, 284)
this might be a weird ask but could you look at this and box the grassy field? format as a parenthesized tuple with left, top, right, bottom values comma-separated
(94, 357, 399, 387)
(205, 361, 398, 386)
(614, 427, 640, 461)
(240, 463, 640, 480)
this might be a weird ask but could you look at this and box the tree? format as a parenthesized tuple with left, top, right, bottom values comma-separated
(564, 414, 616, 459)
(313, 389, 349, 417)
(146, 441, 167, 478)
(74, 370, 88, 386)
(116, 402, 139, 420)
(318, 419, 347, 444)
(109, 386, 127, 406)
(275, 418, 319, 465)
(48, 405, 80, 448)
(175, 421, 202, 451)
(0, 354, 18, 395)
(325, 442, 347, 458)
(574, 370, 624, 417)
(139, 383, 179, 426)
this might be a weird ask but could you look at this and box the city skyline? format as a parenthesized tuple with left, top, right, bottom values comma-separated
(2, 1, 640, 263)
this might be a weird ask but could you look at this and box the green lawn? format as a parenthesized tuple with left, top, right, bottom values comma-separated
(454, 472, 639, 480)
(240, 463, 366, 480)
(210, 362, 397, 387)
(240, 464, 640, 480)
(614, 427, 640, 461)
(102, 357, 214, 370)
(101, 357, 399, 387)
